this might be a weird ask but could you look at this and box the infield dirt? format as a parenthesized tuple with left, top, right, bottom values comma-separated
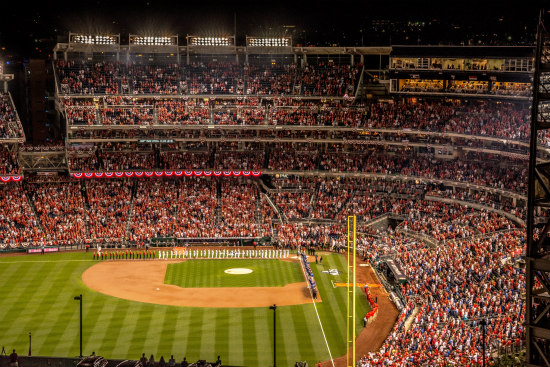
(82, 259, 316, 307)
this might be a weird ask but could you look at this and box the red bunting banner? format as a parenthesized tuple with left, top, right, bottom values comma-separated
(71, 171, 261, 179)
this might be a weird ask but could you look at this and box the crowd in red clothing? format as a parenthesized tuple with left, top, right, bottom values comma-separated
(30, 181, 87, 245)
(65, 143, 526, 196)
(128, 64, 180, 95)
(55, 60, 362, 97)
(357, 230, 525, 366)
(213, 150, 264, 171)
(0, 176, 524, 251)
(245, 63, 297, 95)
(301, 62, 361, 96)
(268, 147, 317, 170)
(365, 100, 529, 141)
(272, 191, 311, 220)
(173, 179, 218, 238)
(0, 184, 43, 247)
(86, 180, 132, 243)
(185, 62, 243, 95)
(56, 60, 121, 94)
(60, 95, 534, 148)
(128, 179, 177, 242)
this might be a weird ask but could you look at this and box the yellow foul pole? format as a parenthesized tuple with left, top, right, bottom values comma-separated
(346, 215, 357, 367)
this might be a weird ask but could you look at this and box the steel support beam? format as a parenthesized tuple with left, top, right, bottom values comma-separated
(527, 12, 550, 367)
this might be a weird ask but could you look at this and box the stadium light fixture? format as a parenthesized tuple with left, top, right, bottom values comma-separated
(246, 37, 291, 47)
(69, 34, 119, 45)
(188, 36, 234, 47)
(129, 35, 178, 46)
(269, 304, 277, 367)
(74, 294, 83, 358)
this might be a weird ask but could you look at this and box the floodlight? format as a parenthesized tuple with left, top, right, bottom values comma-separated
(130, 35, 177, 46)
(70, 34, 118, 45)
(246, 37, 291, 47)
(188, 36, 233, 46)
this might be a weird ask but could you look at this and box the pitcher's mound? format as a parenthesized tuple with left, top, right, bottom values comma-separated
(224, 268, 253, 274)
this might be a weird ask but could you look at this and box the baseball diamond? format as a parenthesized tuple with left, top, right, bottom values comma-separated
(0, 251, 374, 367)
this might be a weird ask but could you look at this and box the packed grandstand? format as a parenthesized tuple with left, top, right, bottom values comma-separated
(0, 39, 542, 366)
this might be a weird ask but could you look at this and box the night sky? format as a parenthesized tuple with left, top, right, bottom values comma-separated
(0, 0, 545, 62)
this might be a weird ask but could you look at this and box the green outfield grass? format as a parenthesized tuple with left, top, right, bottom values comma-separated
(0, 251, 370, 367)
(164, 259, 303, 288)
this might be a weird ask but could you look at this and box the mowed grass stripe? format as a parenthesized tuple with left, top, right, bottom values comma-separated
(29, 262, 87, 355)
(302, 303, 331, 363)
(313, 254, 350, 357)
(128, 304, 160, 361)
(253, 308, 272, 367)
(148, 306, 175, 360)
(96, 299, 131, 354)
(8, 262, 62, 349)
(0, 262, 47, 328)
(226, 308, 244, 366)
(182, 307, 203, 361)
(288, 305, 315, 363)
(10, 261, 79, 356)
(109, 302, 146, 357)
(214, 308, 230, 362)
(199, 308, 217, 361)
(169, 306, 192, 361)
(49, 264, 92, 356)
(15, 262, 76, 348)
(241, 307, 259, 366)
(78, 292, 114, 355)
(277, 306, 300, 364)
(155, 306, 180, 360)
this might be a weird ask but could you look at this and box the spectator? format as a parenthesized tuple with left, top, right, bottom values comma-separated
(9, 349, 18, 367)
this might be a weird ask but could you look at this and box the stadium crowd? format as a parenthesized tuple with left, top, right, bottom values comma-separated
(357, 230, 525, 366)
(55, 60, 362, 97)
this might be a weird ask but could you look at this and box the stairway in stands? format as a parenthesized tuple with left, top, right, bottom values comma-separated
(80, 182, 92, 238)
(334, 189, 355, 219)
(124, 180, 138, 243)
(215, 181, 222, 225)
(271, 221, 279, 243)
(308, 182, 321, 218)
(24, 183, 45, 233)
(255, 190, 262, 233)
(356, 71, 389, 99)
(263, 144, 271, 169)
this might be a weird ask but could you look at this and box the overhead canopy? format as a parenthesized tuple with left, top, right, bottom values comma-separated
(384, 259, 407, 284)
(391, 45, 534, 58)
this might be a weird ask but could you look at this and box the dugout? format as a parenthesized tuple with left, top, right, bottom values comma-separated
(381, 259, 407, 285)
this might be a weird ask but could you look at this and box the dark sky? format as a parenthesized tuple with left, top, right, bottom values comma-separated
(0, 0, 546, 60)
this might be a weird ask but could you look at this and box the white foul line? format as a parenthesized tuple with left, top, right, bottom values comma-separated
(298, 254, 335, 367)
(311, 293, 335, 367)
(0, 259, 95, 264)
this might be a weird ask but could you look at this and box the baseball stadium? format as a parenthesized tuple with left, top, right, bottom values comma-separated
(0, 2, 549, 367)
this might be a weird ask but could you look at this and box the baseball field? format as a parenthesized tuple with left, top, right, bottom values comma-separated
(0, 251, 369, 367)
